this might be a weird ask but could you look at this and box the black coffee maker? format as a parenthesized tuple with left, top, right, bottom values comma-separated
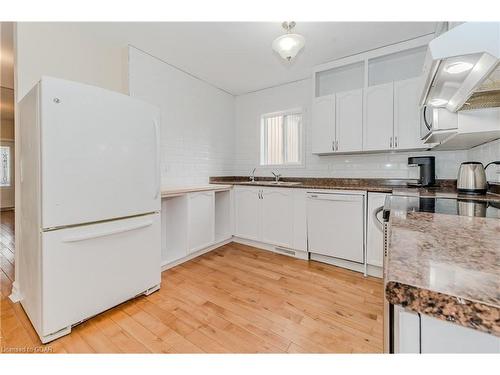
(408, 156, 435, 187)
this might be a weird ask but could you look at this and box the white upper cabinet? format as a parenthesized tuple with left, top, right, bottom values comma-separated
(311, 36, 431, 155)
(335, 89, 363, 152)
(363, 82, 394, 151)
(261, 188, 294, 248)
(394, 77, 426, 150)
(312, 95, 335, 154)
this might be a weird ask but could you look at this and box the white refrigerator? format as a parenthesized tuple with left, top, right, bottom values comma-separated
(18, 77, 161, 343)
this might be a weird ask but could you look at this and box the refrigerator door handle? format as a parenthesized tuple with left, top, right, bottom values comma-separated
(153, 120, 160, 199)
(62, 220, 154, 243)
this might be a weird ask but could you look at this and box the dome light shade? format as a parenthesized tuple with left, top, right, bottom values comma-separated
(272, 22, 305, 61)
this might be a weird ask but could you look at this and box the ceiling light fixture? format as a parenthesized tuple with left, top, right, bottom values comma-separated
(272, 21, 305, 62)
(444, 62, 474, 74)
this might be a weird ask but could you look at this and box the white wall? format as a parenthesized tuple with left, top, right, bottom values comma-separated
(233, 78, 469, 180)
(128, 47, 235, 187)
(468, 139, 500, 182)
(16, 23, 127, 100)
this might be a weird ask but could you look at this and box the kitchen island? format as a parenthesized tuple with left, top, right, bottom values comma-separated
(383, 195, 500, 352)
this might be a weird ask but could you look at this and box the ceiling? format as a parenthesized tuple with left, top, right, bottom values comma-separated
(86, 22, 438, 95)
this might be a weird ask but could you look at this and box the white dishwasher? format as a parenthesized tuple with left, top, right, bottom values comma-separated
(307, 192, 365, 263)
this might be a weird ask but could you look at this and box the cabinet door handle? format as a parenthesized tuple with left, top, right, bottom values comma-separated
(394, 136, 398, 148)
(332, 141, 335, 151)
(336, 140, 339, 151)
(390, 136, 393, 148)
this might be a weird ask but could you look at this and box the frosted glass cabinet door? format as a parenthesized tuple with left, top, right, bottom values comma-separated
(312, 95, 335, 154)
(363, 82, 394, 151)
(335, 89, 363, 152)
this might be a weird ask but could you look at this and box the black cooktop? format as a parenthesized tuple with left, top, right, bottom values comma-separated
(383, 195, 500, 221)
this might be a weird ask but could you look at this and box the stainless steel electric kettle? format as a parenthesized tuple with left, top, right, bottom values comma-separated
(457, 161, 500, 195)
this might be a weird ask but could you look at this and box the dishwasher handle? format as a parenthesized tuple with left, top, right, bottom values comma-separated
(307, 193, 363, 202)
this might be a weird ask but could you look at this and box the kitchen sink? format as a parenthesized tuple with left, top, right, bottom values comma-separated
(239, 181, 302, 186)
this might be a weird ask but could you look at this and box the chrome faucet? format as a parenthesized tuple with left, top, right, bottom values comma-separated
(250, 168, 257, 182)
(271, 170, 282, 183)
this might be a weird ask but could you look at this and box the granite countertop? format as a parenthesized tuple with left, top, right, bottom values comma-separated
(210, 176, 500, 201)
(385, 204, 500, 336)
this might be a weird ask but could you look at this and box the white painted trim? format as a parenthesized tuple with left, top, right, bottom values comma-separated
(9, 280, 22, 302)
(260, 107, 306, 168)
(161, 237, 232, 272)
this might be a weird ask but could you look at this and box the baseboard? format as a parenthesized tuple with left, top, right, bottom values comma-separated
(232, 237, 309, 260)
(367, 264, 383, 278)
(159, 236, 381, 278)
(309, 253, 383, 278)
(310, 253, 365, 273)
(161, 237, 233, 271)
(9, 281, 22, 302)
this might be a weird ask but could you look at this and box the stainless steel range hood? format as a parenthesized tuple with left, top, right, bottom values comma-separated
(420, 22, 500, 112)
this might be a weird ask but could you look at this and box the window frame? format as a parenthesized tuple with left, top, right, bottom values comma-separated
(259, 107, 305, 168)
(0, 144, 12, 188)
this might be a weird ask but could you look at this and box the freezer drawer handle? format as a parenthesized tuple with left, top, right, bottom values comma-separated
(62, 220, 154, 243)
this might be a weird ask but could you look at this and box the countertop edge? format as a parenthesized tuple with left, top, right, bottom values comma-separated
(385, 281, 500, 337)
(161, 184, 232, 197)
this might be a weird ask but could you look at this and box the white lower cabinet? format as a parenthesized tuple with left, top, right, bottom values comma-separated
(366, 192, 387, 267)
(307, 192, 365, 263)
(420, 315, 500, 353)
(187, 191, 215, 254)
(234, 187, 262, 241)
(234, 186, 300, 251)
(261, 188, 294, 248)
(394, 306, 500, 353)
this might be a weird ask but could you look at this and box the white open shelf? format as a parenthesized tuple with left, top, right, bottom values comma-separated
(161, 195, 188, 265)
(215, 190, 232, 243)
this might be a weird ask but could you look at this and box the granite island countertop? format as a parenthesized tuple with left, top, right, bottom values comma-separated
(384, 204, 500, 336)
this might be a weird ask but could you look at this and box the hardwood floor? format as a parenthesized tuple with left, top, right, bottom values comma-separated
(0, 210, 383, 353)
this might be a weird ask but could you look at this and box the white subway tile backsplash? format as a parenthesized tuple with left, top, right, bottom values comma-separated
(468, 139, 500, 182)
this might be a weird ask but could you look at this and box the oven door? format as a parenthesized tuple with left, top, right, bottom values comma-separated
(374, 204, 392, 353)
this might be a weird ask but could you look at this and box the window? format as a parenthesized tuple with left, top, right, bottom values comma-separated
(0, 146, 11, 187)
(260, 109, 303, 166)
